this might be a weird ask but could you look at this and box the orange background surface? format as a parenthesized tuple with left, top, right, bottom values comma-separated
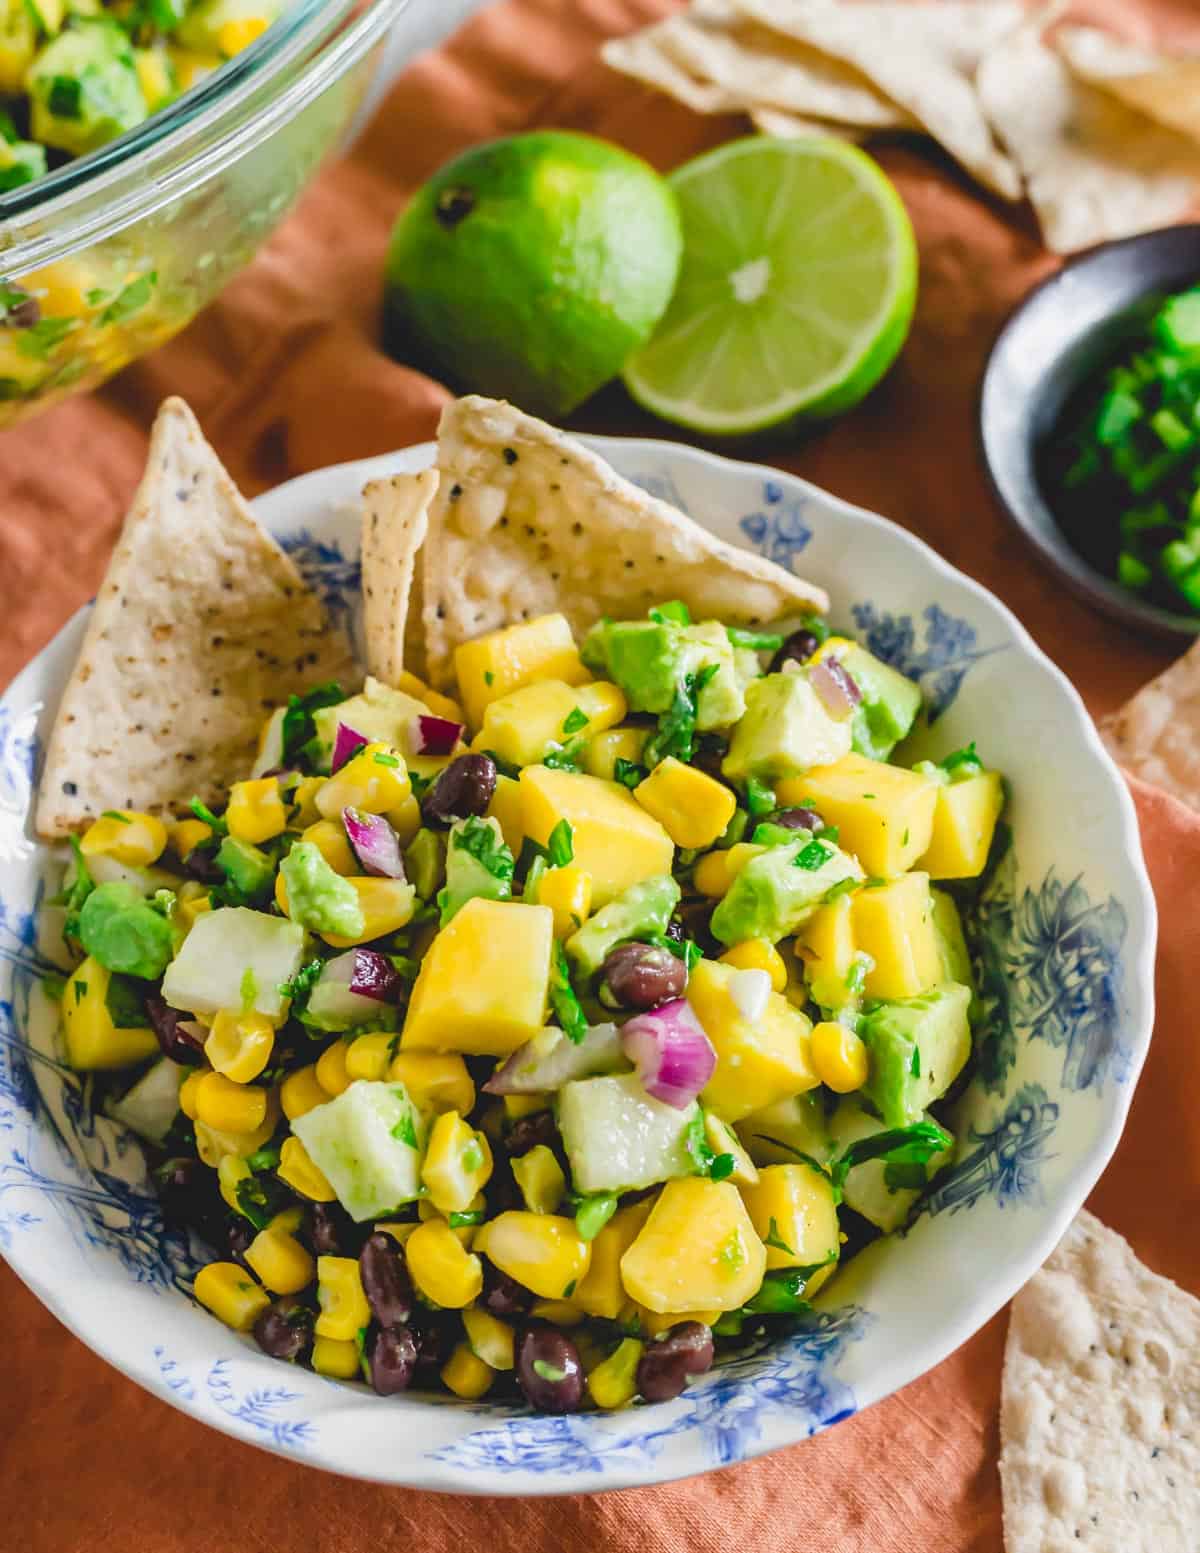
(3, 2, 1199, 1549)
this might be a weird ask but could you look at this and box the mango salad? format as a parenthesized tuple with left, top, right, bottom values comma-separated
(51, 601, 1005, 1413)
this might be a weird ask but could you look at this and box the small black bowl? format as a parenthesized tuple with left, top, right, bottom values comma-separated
(979, 223, 1200, 643)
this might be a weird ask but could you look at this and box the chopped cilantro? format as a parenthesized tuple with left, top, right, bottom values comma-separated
(644, 931, 702, 972)
(454, 816, 515, 881)
(245, 1144, 281, 1172)
(649, 600, 691, 626)
(188, 797, 227, 835)
(373, 751, 400, 768)
(390, 1107, 419, 1149)
(549, 942, 588, 1043)
(483, 670, 495, 686)
(279, 957, 324, 1012)
(561, 706, 589, 736)
(685, 1109, 716, 1175)
(281, 682, 344, 764)
(910, 1045, 921, 1078)
(547, 819, 574, 867)
(482, 749, 521, 780)
(751, 821, 798, 848)
(745, 776, 776, 817)
(448, 1208, 485, 1228)
(644, 663, 719, 767)
(762, 1217, 795, 1255)
(16, 316, 78, 360)
(830, 1118, 953, 1196)
(942, 742, 984, 780)
(47, 75, 82, 119)
(234, 1173, 285, 1230)
(709, 1152, 735, 1182)
(99, 272, 157, 327)
(562, 1279, 577, 1299)
(794, 839, 833, 871)
(726, 626, 785, 652)
(823, 876, 858, 903)
(54, 836, 95, 941)
(612, 758, 645, 789)
(99, 810, 132, 824)
(542, 738, 586, 772)
(240, 966, 259, 1012)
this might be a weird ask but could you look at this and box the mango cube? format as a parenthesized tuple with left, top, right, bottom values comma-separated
(536, 865, 592, 938)
(633, 757, 736, 850)
(454, 612, 590, 730)
(486, 773, 526, 856)
(852, 872, 941, 1000)
(584, 726, 649, 782)
(740, 1163, 840, 1273)
(302, 819, 357, 875)
(401, 898, 554, 1056)
(778, 752, 938, 878)
(387, 1051, 475, 1114)
(519, 766, 674, 909)
(318, 877, 417, 948)
(574, 1199, 654, 1320)
(315, 743, 411, 821)
(917, 769, 1005, 879)
(688, 958, 819, 1123)
(620, 1178, 766, 1313)
(797, 893, 859, 1009)
(62, 956, 158, 1071)
(473, 679, 625, 769)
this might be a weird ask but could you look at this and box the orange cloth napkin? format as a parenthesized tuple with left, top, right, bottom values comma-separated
(3, 2, 1200, 1549)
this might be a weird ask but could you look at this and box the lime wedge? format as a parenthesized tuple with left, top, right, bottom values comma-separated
(622, 137, 918, 436)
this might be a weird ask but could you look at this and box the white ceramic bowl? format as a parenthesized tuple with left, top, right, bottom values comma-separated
(0, 437, 1156, 1493)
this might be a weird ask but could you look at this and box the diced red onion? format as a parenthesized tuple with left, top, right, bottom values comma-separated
(728, 967, 771, 1025)
(621, 999, 716, 1110)
(332, 722, 369, 773)
(324, 948, 402, 1004)
(410, 713, 464, 757)
(811, 657, 862, 720)
(485, 1022, 626, 1094)
(342, 807, 406, 879)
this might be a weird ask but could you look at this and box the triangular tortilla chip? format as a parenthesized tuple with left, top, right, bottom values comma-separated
(731, 0, 1024, 198)
(1001, 1211, 1200, 1551)
(1056, 26, 1200, 146)
(361, 470, 437, 687)
(35, 398, 357, 838)
(1100, 639, 1200, 811)
(419, 396, 828, 691)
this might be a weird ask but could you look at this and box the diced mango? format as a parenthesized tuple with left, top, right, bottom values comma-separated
(387, 1051, 475, 1114)
(584, 726, 649, 782)
(226, 778, 287, 845)
(316, 743, 411, 821)
(718, 937, 787, 992)
(319, 877, 417, 947)
(688, 958, 819, 1122)
(633, 758, 737, 850)
(620, 1178, 766, 1313)
(401, 898, 553, 1056)
(454, 612, 590, 730)
(537, 865, 592, 938)
(474, 679, 625, 769)
(852, 872, 941, 1000)
(810, 1021, 869, 1093)
(917, 769, 1005, 879)
(693, 842, 765, 899)
(519, 766, 674, 909)
(475, 1212, 591, 1301)
(386, 793, 423, 846)
(740, 1163, 840, 1273)
(778, 753, 937, 879)
(797, 893, 859, 1009)
(62, 957, 158, 1071)
(573, 1199, 655, 1320)
(301, 819, 357, 875)
(486, 773, 526, 856)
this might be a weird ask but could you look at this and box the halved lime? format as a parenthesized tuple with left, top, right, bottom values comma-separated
(622, 137, 918, 436)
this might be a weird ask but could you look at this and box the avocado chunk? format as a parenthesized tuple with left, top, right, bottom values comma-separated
(836, 643, 922, 761)
(859, 981, 972, 1128)
(565, 872, 680, 979)
(279, 841, 364, 938)
(437, 815, 513, 926)
(581, 616, 744, 730)
(215, 834, 275, 904)
(292, 1079, 426, 1222)
(161, 906, 304, 1022)
(0, 134, 46, 192)
(558, 1072, 700, 1194)
(930, 888, 972, 985)
(828, 1099, 954, 1232)
(404, 826, 446, 900)
(735, 1089, 835, 1168)
(710, 835, 861, 947)
(721, 671, 853, 786)
(78, 881, 173, 980)
(311, 675, 431, 772)
(28, 21, 148, 158)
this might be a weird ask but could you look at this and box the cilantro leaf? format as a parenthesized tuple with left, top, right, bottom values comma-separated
(793, 839, 834, 870)
(281, 681, 345, 764)
(726, 626, 784, 652)
(55, 836, 95, 941)
(453, 815, 515, 881)
(644, 664, 719, 767)
(762, 1216, 795, 1254)
(613, 758, 646, 789)
(279, 957, 325, 1014)
(547, 819, 574, 868)
(99, 272, 157, 326)
(941, 742, 983, 779)
(390, 1106, 418, 1149)
(649, 600, 691, 626)
(685, 1109, 716, 1175)
(188, 797, 227, 835)
(831, 1119, 953, 1195)
(561, 706, 589, 737)
(709, 1152, 735, 1182)
(542, 737, 586, 772)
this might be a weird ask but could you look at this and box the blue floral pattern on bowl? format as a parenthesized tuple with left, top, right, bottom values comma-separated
(0, 437, 1156, 1494)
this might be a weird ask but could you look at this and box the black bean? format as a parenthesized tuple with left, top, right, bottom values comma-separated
(421, 753, 497, 828)
(182, 841, 222, 884)
(370, 1325, 418, 1395)
(504, 1110, 557, 1158)
(600, 942, 687, 1010)
(482, 1265, 534, 1319)
(636, 1321, 714, 1403)
(253, 1297, 313, 1362)
(226, 1217, 254, 1266)
(411, 1312, 456, 1377)
(515, 1326, 585, 1413)
(359, 1233, 414, 1327)
(773, 806, 824, 833)
(146, 993, 206, 1064)
(769, 629, 820, 672)
(155, 1157, 223, 1243)
(306, 1200, 355, 1257)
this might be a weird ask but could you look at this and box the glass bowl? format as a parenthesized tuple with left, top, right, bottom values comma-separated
(0, 0, 416, 427)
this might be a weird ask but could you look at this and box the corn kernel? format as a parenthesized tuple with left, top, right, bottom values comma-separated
(810, 635, 857, 664)
(280, 1064, 328, 1121)
(637, 1306, 721, 1336)
(315, 1040, 352, 1097)
(404, 1219, 483, 1308)
(205, 1009, 274, 1084)
(177, 888, 213, 930)
(226, 778, 287, 845)
(587, 1338, 644, 1409)
(511, 1144, 566, 1215)
(319, 877, 416, 948)
(502, 1092, 549, 1121)
(719, 938, 788, 992)
(169, 817, 212, 859)
(311, 1335, 360, 1379)
(441, 1341, 494, 1399)
(584, 726, 649, 782)
(316, 742, 411, 821)
(574, 1199, 654, 1320)
(345, 1032, 392, 1083)
(193, 1261, 270, 1332)
(302, 818, 357, 875)
(277, 1135, 335, 1201)
(421, 1111, 493, 1214)
(315, 1255, 371, 1340)
(811, 1021, 869, 1093)
(216, 14, 268, 55)
(474, 1212, 590, 1301)
(194, 1114, 276, 1167)
(245, 1227, 315, 1295)
(529, 1298, 586, 1325)
(80, 810, 168, 868)
(463, 1306, 515, 1370)
(634, 757, 737, 850)
(289, 776, 326, 828)
(178, 1067, 208, 1121)
(194, 1072, 268, 1134)
(218, 1154, 252, 1214)
(693, 842, 765, 899)
(373, 1222, 417, 1248)
(388, 1051, 474, 1115)
(269, 1205, 305, 1235)
(536, 865, 593, 939)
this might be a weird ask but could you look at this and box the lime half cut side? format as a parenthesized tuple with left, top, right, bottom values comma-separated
(622, 137, 918, 437)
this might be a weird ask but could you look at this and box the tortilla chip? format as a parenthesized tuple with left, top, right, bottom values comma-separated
(1100, 639, 1200, 810)
(1001, 1211, 1200, 1551)
(361, 470, 437, 687)
(35, 398, 356, 838)
(419, 396, 828, 691)
(749, 106, 866, 143)
(1056, 25, 1200, 146)
(731, 0, 1024, 198)
(977, 20, 1200, 253)
(603, 0, 912, 129)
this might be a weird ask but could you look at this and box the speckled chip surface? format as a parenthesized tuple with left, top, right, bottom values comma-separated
(361, 468, 437, 685)
(35, 397, 357, 837)
(1001, 1210, 1199, 1552)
